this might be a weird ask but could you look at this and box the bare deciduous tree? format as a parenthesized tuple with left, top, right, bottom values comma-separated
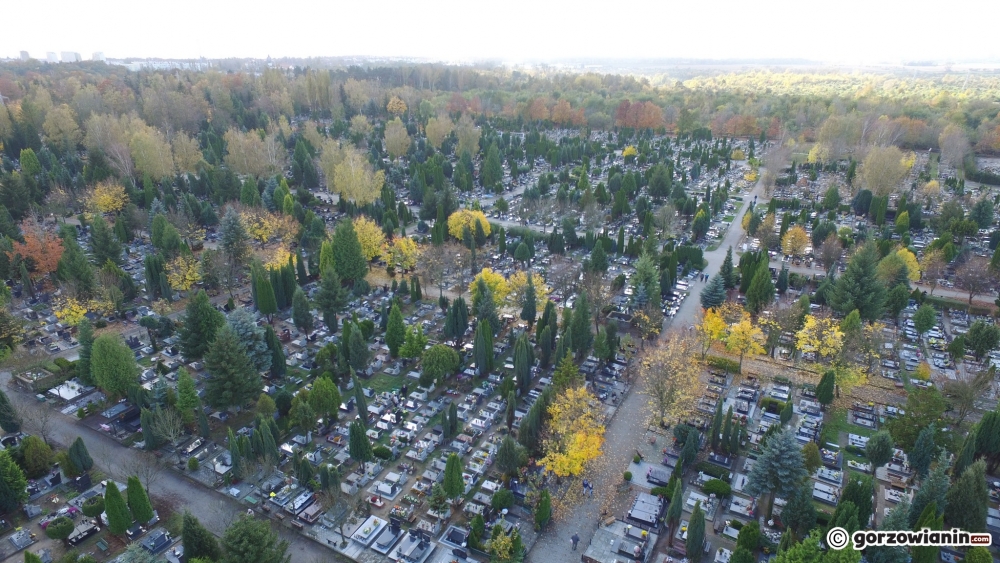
(954, 256, 994, 304)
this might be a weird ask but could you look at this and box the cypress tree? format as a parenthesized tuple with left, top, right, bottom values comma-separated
(710, 402, 723, 450)
(0, 389, 20, 433)
(443, 453, 464, 498)
(386, 303, 405, 357)
(104, 481, 132, 535)
(126, 476, 154, 523)
(68, 437, 93, 472)
(264, 325, 286, 377)
(520, 273, 537, 327)
(76, 318, 95, 386)
(570, 291, 593, 358)
(473, 320, 494, 374)
(332, 219, 368, 284)
(720, 246, 737, 289)
(254, 270, 278, 321)
(348, 420, 372, 464)
(269, 268, 286, 309)
(295, 249, 308, 285)
(291, 288, 314, 334)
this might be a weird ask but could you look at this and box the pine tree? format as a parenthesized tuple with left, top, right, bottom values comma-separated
(204, 325, 261, 408)
(90, 214, 122, 266)
(75, 318, 95, 386)
(830, 242, 886, 322)
(179, 290, 224, 360)
(700, 275, 727, 309)
(745, 428, 806, 500)
(126, 476, 154, 523)
(220, 207, 250, 265)
(183, 512, 221, 562)
(227, 307, 271, 372)
(721, 246, 737, 289)
(332, 219, 368, 284)
(386, 303, 405, 357)
(104, 481, 132, 535)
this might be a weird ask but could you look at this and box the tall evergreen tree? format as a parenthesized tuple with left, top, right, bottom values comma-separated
(315, 266, 347, 331)
(126, 476, 155, 523)
(204, 326, 261, 408)
(473, 320, 494, 374)
(710, 402, 723, 450)
(68, 437, 93, 472)
(254, 267, 278, 321)
(0, 450, 27, 513)
(0, 389, 20, 433)
(227, 308, 271, 372)
(944, 459, 987, 532)
(443, 453, 464, 498)
(745, 265, 775, 314)
(348, 420, 373, 464)
(909, 453, 950, 528)
(909, 425, 937, 479)
(76, 318, 95, 385)
(90, 214, 122, 266)
(781, 483, 817, 537)
(830, 242, 886, 322)
(332, 219, 368, 284)
(720, 246, 737, 289)
(180, 290, 224, 360)
(183, 512, 221, 562)
(520, 273, 537, 327)
(745, 428, 807, 500)
(104, 481, 132, 535)
(816, 370, 835, 406)
(264, 325, 286, 377)
(570, 291, 593, 358)
(513, 333, 533, 395)
(291, 288, 313, 334)
(700, 275, 727, 309)
(386, 303, 405, 357)
(686, 501, 706, 559)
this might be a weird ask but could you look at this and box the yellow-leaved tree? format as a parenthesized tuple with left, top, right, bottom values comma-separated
(167, 254, 202, 291)
(895, 248, 921, 282)
(469, 268, 510, 308)
(328, 144, 385, 206)
(796, 315, 844, 360)
(781, 226, 810, 257)
(726, 314, 765, 372)
(695, 307, 728, 358)
(88, 182, 129, 214)
(353, 216, 385, 262)
(387, 236, 419, 271)
(54, 297, 88, 327)
(386, 96, 408, 116)
(541, 386, 605, 477)
(447, 209, 491, 241)
(506, 271, 549, 311)
(642, 332, 703, 426)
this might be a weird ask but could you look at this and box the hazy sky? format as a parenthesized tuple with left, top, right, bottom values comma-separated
(5, 0, 999, 64)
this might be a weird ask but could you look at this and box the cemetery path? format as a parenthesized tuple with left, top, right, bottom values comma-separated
(528, 178, 767, 561)
(0, 370, 345, 563)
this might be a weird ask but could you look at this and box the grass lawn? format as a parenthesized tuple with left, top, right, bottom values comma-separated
(723, 215, 736, 223)
(820, 408, 873, 446)
(367, 372, 408, 394)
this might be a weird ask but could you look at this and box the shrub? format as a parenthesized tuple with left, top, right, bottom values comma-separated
(706, 356, 740, 373)
(491, 488, 514, 511)
(624, 471, 632, 482)
(702, 479, 732, 497)
(373, 446, 393, 460)
(696, 461, 731, 482)
(82, 495, 105, 518)
(77, 408, 86, 419)
(651, 486, 672, 497)
(188, 457, 200, 471)
(633, 455, 641, 464)
(760, 397, 786, 414)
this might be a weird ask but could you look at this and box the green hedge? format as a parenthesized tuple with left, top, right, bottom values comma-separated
(706, 356, 740, 373)
(703, 479, 732, 497)
(760, 397, 786, 414)
(651, 486, 672, 497)
(696, 461, 731, 482)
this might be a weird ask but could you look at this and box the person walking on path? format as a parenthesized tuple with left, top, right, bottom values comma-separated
(571, 533, 580, 550)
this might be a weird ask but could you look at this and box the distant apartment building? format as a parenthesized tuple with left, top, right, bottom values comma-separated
(92, 52, 106, 62)
(46, 52, 58, 63)
(61, 52, 82, 63)
(19, 51, 29, 61)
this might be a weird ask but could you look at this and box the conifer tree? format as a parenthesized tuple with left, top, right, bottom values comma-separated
(104, 481, 132, 535)
(126, 476, 154, 523)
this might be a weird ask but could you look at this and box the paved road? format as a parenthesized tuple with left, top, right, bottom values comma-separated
(0, 371, 341, 563)
(527, 178, 766, 562)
